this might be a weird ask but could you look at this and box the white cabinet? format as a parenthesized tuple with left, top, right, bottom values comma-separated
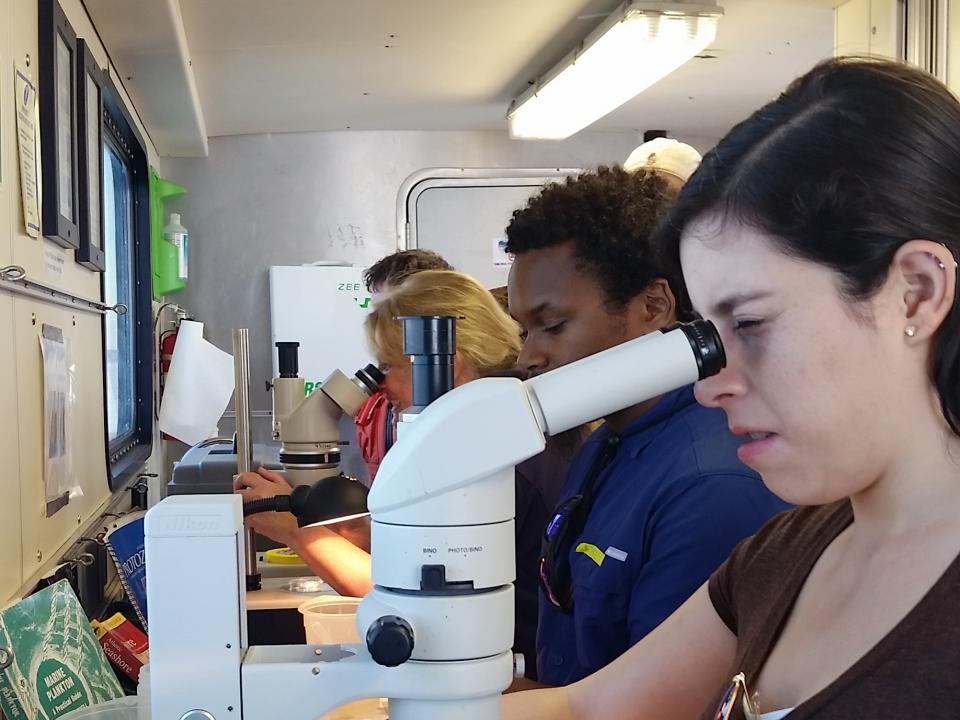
(948, 0, 960, 92)
(835, 0, 903, 59)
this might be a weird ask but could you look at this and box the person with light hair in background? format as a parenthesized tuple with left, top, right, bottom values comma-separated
(362, 248, 453, 303)
(356, 249, 454, 484)
(236, 270, 553, 680)
(624, 136, 703, 190)
(366, 270, 519, 407)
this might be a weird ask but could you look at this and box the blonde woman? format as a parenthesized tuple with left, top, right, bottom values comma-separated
(236, 270, 563, 679)
(366, 270, 521, 415)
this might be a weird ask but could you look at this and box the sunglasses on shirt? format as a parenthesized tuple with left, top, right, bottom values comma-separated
(538, 494, 590, 613)
(538, 436, 620, 614)
(713, 672, 760, 720)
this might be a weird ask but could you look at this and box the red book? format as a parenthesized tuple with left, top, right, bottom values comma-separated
(92, 613, 148, 683)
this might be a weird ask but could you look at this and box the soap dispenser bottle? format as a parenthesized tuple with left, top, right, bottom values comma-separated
(163, 213, 189, 281)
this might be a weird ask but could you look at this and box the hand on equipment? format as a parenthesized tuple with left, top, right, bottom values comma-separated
(234, 467, 298, 545)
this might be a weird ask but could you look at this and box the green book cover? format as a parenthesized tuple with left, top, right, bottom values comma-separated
(0, 580, 123, 719)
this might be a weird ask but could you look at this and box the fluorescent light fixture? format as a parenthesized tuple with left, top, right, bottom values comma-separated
(507, 1, 723, 140)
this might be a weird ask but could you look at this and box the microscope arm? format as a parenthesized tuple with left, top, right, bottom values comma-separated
(369, 324, 706, 521)
(279, 369, 368, 449)
(242, 646, 514, 720)
(274, 368, 375, 485)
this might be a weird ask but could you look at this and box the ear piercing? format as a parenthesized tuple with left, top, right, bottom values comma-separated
(905, 325, 918, 338)
(933, 243, 959, 272)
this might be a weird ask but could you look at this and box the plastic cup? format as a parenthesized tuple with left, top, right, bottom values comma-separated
(298, 595, 362, 644)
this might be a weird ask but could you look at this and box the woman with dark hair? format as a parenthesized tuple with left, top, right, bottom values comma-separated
(503, 57, 960, 719)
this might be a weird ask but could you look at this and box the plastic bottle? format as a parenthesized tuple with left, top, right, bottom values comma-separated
(163, 213, 189, 281)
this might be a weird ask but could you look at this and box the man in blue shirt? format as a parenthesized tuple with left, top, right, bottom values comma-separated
(505, 165, 790, 686)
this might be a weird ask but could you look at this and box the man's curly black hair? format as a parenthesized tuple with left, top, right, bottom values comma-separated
(505, 165, 692, 319)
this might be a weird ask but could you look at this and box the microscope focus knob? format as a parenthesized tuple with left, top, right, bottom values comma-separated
(366, 615, 415, 667)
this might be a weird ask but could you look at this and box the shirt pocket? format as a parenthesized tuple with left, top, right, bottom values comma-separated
(571, 541, 631, 589)
(570, 547, 631, 672)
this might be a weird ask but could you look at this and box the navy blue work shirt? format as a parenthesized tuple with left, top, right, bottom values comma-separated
(536, 385, 790, 685)
(514, 452, 565, 680)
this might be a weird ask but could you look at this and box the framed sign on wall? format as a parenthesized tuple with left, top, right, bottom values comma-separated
(75, 39, 106, 271)
(38, 0, 80, 249)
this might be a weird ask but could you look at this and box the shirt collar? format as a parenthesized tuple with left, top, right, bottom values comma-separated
(588, 384, 697, 458)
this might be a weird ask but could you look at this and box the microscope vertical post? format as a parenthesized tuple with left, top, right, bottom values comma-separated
(232, 328, 260, 590)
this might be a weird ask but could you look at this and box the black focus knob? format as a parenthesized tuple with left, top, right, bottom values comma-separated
(366, 615, 415, 667)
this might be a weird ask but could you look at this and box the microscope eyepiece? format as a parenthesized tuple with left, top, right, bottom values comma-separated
(355, 363, 385, 394)
(398, 315, 457, 408)
(662, 319, 726, 380)
(399, 315, 456, 356)
(276, 341, 301, 378)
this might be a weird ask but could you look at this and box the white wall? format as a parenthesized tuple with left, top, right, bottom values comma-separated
(0, 0, 159, 602)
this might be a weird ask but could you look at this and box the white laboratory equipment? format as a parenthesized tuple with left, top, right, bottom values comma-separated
(145, 319, 725, 720)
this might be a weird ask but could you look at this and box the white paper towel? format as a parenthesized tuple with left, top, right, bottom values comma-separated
(159, 320, 235, 445)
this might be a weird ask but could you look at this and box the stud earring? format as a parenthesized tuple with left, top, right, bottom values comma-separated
(905, 325, 918, 338)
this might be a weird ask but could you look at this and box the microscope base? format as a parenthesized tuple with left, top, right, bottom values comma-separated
(242, 644, 514, 720)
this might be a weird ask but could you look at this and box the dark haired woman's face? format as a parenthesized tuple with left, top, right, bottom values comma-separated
(680, 217, 907, 506)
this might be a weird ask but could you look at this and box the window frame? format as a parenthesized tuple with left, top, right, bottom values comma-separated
(100, 76, 153, 488)
(38, 0, 80, 248)
(76, 39, 106, 272)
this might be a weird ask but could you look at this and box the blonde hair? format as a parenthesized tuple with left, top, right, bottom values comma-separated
(365, 270, 521, 376)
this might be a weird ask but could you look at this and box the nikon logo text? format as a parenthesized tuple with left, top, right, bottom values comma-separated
(159, 516, 221, 534)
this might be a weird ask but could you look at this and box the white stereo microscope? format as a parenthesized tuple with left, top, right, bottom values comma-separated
(270, 340, 384, 487)
(145, 318, 725, 720)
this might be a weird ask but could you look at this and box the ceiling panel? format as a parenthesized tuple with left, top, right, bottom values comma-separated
(179, 0, 624, 135)
(86, 0, 208, 156)
(593, 0, 835, 138)
(94, 0, 838, 150)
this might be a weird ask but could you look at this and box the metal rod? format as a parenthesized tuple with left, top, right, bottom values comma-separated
(0, 268, 127, 315)
(233, 328, 260, 590)
(233, 329, 253, 472)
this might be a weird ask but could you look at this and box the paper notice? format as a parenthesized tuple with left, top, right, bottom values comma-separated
(493, 237, 513, 267)
(14, 63, 40, 238)
(0, 54, 3, 186)
(158, 320, 236, 445)
(40, 325, 75, 517)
